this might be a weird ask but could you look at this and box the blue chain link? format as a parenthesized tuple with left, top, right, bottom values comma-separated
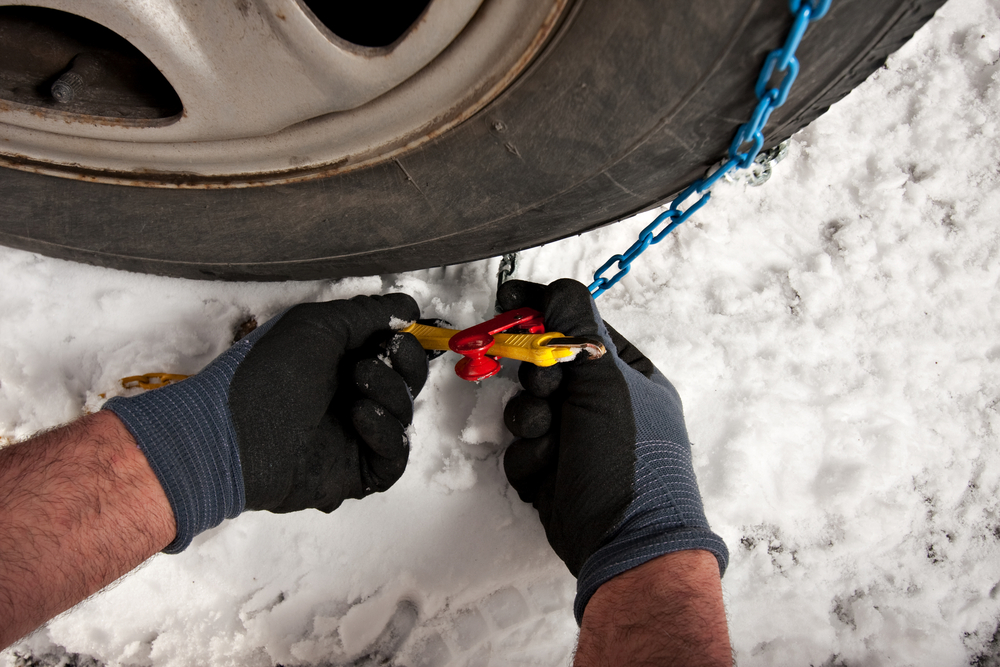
(588, 0, 832, 298)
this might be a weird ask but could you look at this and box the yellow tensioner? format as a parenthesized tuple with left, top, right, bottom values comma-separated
(400, 310, 605, 382)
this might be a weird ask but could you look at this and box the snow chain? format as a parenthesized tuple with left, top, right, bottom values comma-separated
(588, 0, 832, 298)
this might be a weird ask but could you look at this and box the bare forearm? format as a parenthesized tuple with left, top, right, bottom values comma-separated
(575, 550, 732, 667)
(0, 411, 175, 648)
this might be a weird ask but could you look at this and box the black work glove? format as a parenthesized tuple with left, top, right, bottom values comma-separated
(498, 279, 728, 624)
(104, 294, 428, 553)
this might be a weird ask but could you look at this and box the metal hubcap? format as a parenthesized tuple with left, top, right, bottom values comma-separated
(0, 0, 567, 187)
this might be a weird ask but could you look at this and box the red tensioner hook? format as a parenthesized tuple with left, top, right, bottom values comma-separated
(448, 308, 545, 381)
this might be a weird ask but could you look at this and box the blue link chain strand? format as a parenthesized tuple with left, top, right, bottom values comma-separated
(588, 0, 832, 298)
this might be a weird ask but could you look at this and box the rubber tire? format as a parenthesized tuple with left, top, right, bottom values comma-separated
(0, 0, 946, 280)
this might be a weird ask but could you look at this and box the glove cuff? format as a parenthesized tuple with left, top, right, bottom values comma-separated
(104, 377, 246, 553)
(573, 436, 729, 625)
(574, 526, 729, 625)
(102, 318, 281, 552)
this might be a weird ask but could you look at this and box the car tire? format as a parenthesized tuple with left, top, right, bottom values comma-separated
(0, 0, 947, 280)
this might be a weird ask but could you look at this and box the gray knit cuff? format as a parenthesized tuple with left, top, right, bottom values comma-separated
(574, 525, 729, 625)
(102, 317, 280, 553)
(105, 384, 244, 553)
(572, 438, 729, 625)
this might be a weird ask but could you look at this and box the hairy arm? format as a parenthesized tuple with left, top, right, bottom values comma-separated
(575, 550, 732, 667)
(0, 411, 176, 648)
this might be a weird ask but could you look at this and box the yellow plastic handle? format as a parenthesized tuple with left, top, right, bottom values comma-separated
(400, 322, 458, 351)
(492, 331, 575, 366)
(400, 323, 574, 367)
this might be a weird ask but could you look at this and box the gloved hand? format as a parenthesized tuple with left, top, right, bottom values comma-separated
(103, 294, 428, 553)
(498, 279, 728, 624)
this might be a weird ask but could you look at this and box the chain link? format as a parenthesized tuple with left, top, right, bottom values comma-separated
(495, 252, 519, 312)
(588, 0, 832, 298)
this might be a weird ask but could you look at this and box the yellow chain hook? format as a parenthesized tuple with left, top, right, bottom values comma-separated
(120, 373, 189, 390)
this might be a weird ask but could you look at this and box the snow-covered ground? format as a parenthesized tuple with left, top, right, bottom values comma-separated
(3, 0, 1000, 664)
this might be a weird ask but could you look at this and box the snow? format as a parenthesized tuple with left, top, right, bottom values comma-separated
(3, 0, 1000, 663)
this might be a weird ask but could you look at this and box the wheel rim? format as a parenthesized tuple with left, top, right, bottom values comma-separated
(0, 0, 568, 187)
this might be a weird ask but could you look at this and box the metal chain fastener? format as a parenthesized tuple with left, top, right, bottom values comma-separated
(495, 252, 519, 312)
(588, 0, 831, 298)
(738, 140, 791, 187)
